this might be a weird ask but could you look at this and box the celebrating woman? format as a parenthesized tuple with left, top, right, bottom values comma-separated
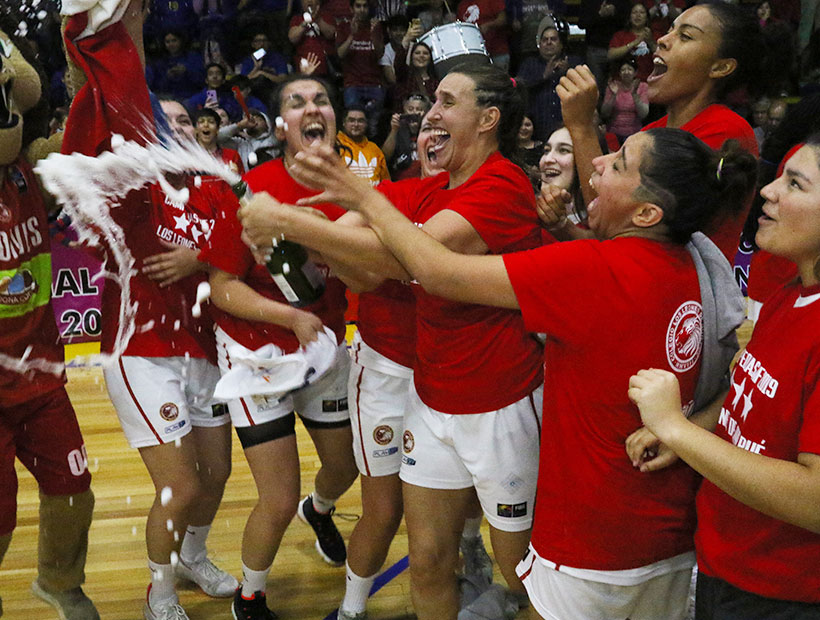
(283, 127, 756, 619)
(628, 138, 820, 618)
(240, 64, 544, 620)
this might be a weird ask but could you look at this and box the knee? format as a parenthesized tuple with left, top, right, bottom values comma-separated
(258, 486, 299, 529)
(159, 477, 202, 514)
(363, 494, 403, 533)
(200, 459, 231, 491)
(409, 536, 459, 582)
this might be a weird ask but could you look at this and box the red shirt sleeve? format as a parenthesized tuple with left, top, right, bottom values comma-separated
(198, 199, 254, 277)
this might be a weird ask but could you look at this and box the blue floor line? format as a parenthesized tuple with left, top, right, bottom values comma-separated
(322, 554, 410, 620)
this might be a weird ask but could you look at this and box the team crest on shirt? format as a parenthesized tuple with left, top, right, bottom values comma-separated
(0, 269, 37, 304)
(0, 202, 11, 224)
(159, 402, 179, 421)
(373, 425, 394, 445)
(403, 430, 415, 453)
(665, 301, 703, 372)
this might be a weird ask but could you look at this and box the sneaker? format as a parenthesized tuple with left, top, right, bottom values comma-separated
(142, 585, 189, 620)
(232, 588, 278, 620)
(296, 495, 346, 566)
(460, 535, 494, 583)
(176, 555, 239, 597)
(31, 579, 100, 620)
(337, 608, 368, 620)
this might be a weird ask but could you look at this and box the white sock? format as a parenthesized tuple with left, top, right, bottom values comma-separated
(180, 524, 211, 564)
(240, 562, 270, 597)
(340, 561, 376, 614)
(462, 516, 483, 540)
(148, 559, 176, 605)
(311, 491, 336, 515)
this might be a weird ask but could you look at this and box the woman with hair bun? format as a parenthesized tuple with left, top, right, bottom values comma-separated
(239, 63, 543, 620)
(629, 137, 820, 619)
(556, 0, 763, 261)
(281, 127, 756, 619)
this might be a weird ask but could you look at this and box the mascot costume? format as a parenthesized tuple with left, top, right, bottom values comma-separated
(0, 3, 99, 619)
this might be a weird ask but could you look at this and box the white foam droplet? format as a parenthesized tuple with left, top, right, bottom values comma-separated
(110, 133, 125, 149)
(303, 11, 312, 22)
(194, 175, 202, 188)
(282, 262, 290, 274)
(174, 437, 182, 448)
(132, 526, 138, 536)
(173, 319, 181, 331)
(173, 531, 180, 542)
(178, 187, 190, 204)
(192, 281, 211, 318)
(166, 519, 174, 532)
(126, 495, 132, 505)
(275, 116, 285, 129)
(160, 486, 173, 506)
(69, 496, 74, 507)
(36, 10, 47, 20)
(271, 237, 278, 248)
(301, 58, 309, 70)
(248, 152, 258, 167)
(170, 551, 179, 566)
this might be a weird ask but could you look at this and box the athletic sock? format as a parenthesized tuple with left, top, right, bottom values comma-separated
(462, 516, 483, 540)
(240, 562, 271, 597)
(148, 559, 176, 605)
(311, 491, 336, 515)
(180, 524, 211, 564)
(340, 561, 376, 614)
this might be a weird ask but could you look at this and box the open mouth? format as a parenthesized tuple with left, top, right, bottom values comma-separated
(425, 128, 450, 163)
(0, 80, 19, 130)
(648, 56, 668, 83)
(540, 168, 562, 180)
(302, 121, 326, 145)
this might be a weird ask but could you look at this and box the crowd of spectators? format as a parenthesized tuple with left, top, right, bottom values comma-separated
(25, 0, 820, 181)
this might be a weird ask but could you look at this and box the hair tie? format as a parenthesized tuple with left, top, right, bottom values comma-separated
(716, 157, 725, 182)
(510, 77, 517, 88)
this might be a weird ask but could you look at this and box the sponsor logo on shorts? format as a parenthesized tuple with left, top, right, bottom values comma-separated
(402, 430, 414, 453)
(497, 501, 527, 518)
(666, 301, 703, 372)
(373, 425, 394, 445)
(322, 397, 349, 412)
(160, 402, 179, 421)
(402, 455, 416, 466)
(212, 403, 229, 417)
(373, 446, 399, 458)
(164, 419, 187, 433)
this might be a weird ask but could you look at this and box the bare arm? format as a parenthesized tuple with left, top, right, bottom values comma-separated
(208, 268, 323, 344)
(556, 65, 604, 206)
(629, 369, 820, 534)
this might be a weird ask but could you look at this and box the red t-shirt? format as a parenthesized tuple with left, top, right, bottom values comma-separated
(200, 158, 347, 352)
(356, 180, 417, 368)
(505, 237, 703, 570)
(335, 20, 384, 88)
(290, 11, 334, 76)
(0, 158, 66, 405)
(218, 146, 244, 175)
(643, 104, 758, 262)
(99, 177, 225, 362)
(458, 0, 508, 56)
(696, 281, 820, 602)
(608, 30, 655, 81)
(393, 153, 543, 414)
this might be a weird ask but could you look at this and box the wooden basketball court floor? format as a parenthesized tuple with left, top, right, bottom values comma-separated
(0, 362, 528, 620)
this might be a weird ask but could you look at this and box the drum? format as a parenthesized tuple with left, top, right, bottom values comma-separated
(418, 22, 490, 79)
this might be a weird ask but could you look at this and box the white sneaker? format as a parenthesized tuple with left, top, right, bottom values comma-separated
(337, 608, 368, 620)
(460, 535, 494, 583)
(176, 555, 239, 598)
(143, 586, 189, 620)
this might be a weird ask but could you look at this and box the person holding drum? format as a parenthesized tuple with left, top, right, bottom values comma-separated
(238, 63, 543, 620)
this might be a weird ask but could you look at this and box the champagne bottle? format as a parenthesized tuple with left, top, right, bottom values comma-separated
(231, 180, 326, 307)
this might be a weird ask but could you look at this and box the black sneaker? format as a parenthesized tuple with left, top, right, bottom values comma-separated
(232, 588, 278, 620)
(296, 495, 346, 566)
